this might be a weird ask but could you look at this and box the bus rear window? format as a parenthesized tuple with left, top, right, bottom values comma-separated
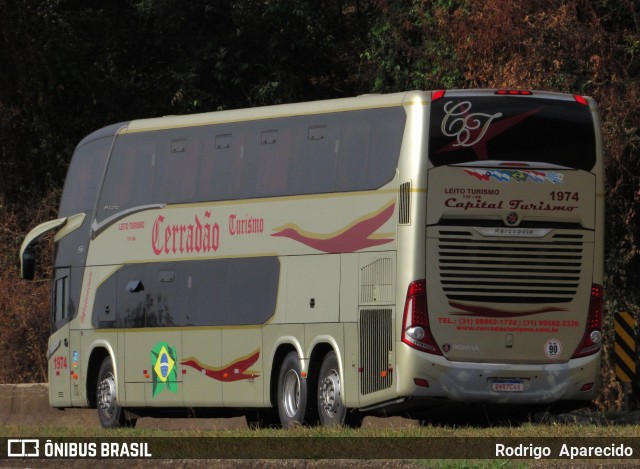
(429, 96, 596, 170)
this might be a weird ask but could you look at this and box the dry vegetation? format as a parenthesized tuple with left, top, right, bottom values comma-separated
(0, 192, 57, 383)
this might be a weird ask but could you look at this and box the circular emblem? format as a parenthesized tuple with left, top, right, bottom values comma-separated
(505, 211, 520, 227)
(544, 339, 562, 359)
(442, 343, 451, 353)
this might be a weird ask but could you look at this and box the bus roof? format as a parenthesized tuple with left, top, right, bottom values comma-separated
(123, 91, 427, 134)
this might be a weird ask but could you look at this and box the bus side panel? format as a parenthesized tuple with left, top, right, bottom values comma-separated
(342, 322, 360, 408)
(182, 329, 223, 406)
(69, 329, 83, 406)
(340, 253, 360, 407)
(48, 324, 70, 407)
(285, 255, 340, 324)
(221, 329, 263, 407)
(130, 330, 183, 407)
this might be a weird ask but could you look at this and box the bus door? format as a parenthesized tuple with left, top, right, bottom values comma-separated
(49, 267, 72, 406)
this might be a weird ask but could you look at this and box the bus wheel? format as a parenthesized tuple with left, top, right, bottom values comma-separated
(277, 351, 310, 428)
(97, 357, 136, 428)
(317, 351, 361, 427)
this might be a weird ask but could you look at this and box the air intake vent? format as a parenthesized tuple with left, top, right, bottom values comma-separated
(438, 231, 584, 304)
(398, 182, 411, 225)
(359, 308, 393, 395)
(360, 258, 393, 303)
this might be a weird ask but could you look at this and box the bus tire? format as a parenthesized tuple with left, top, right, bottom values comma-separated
(96, 357, 136, 428)
(277, 351, 310, 428)
(317, 351, 361, 427)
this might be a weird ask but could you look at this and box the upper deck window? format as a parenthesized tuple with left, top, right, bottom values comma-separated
(95, 107, 406, 223)
(59, 137, 113, 217)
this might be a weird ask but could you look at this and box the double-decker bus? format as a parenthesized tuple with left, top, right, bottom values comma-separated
(20, 89, 603, 428)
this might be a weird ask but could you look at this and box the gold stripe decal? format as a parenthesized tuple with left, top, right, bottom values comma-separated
(271, 200, 395, 253)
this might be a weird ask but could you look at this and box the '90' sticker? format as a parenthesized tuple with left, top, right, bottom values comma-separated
(545, 339, 562, 358)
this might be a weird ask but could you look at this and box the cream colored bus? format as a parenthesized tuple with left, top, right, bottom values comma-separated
(21, 90, 604, 428)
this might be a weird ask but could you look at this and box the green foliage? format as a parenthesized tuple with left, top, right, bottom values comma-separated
(359, 0, 466, 93)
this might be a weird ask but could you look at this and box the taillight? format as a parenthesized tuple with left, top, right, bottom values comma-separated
(572, 284, 603, 358)
(401, 280, 442, 355)
(495, 89, 533, 96)
(574, 94, 589, 106)
(431, 90, 446, 101)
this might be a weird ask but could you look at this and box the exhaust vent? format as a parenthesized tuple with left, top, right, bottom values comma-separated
(359, 308, 393, 395)
(398, 182, 411, 225)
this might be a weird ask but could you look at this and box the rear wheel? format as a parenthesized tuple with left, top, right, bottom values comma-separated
(277, 351, 313, 428)
(317, 351, 361, 427)
(96, 357, 136, 428)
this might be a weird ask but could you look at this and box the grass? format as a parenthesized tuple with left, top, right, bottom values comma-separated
(0, 424, 640, 469)
(2, 420, 639, 467)
(2, 420, 640, 438)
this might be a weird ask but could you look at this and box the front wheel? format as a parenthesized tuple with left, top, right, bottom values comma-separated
(96, 356, 136, 428)
(317, 351, 361, 427)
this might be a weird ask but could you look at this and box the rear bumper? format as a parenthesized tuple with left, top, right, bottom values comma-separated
(396, 344, 601, 404)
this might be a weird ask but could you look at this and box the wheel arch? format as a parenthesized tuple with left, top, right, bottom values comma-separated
(268, 341, 301, 408)
(308, 342, 333, 394)
(86, 341, 117, 408)
(308, 336, 345, 404)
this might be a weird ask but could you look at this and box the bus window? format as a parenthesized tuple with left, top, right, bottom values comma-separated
(154, 136, 199, 204)
(96, 135, 154, 222)
(429, 96, 596, 169)
(59, 137, 112, 217)
(52, 268, 70, 330)
(290, 122, 338, 194)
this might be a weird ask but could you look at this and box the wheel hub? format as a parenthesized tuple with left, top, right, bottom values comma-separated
(282, 369, 301, 418)
(98, 373, 116, 417)
(319, 370, 341, 414)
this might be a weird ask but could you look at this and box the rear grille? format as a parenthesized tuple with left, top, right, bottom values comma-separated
(359, 309, 392, 395)
(438, 231, 584, 304)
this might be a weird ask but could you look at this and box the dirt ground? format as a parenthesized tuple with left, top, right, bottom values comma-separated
(2, 383, 637, 430)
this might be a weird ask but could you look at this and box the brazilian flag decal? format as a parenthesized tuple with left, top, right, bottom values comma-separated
(150, 342, 178, 396)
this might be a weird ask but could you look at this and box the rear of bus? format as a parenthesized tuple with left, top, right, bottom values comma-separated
(403, 89, 603, 404)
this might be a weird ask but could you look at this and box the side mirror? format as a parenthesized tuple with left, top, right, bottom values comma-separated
(21, 246, 36, 281)
(20, 217, 69, 281)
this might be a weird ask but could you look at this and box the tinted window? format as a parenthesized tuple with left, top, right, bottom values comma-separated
(59, 137, 113, 216)
(96, 107, 406, 223)
(96, 257, 280, 329)
(429, 97, 596, 170)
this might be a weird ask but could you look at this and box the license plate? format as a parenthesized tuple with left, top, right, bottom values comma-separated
(492, 380, 524, 392)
